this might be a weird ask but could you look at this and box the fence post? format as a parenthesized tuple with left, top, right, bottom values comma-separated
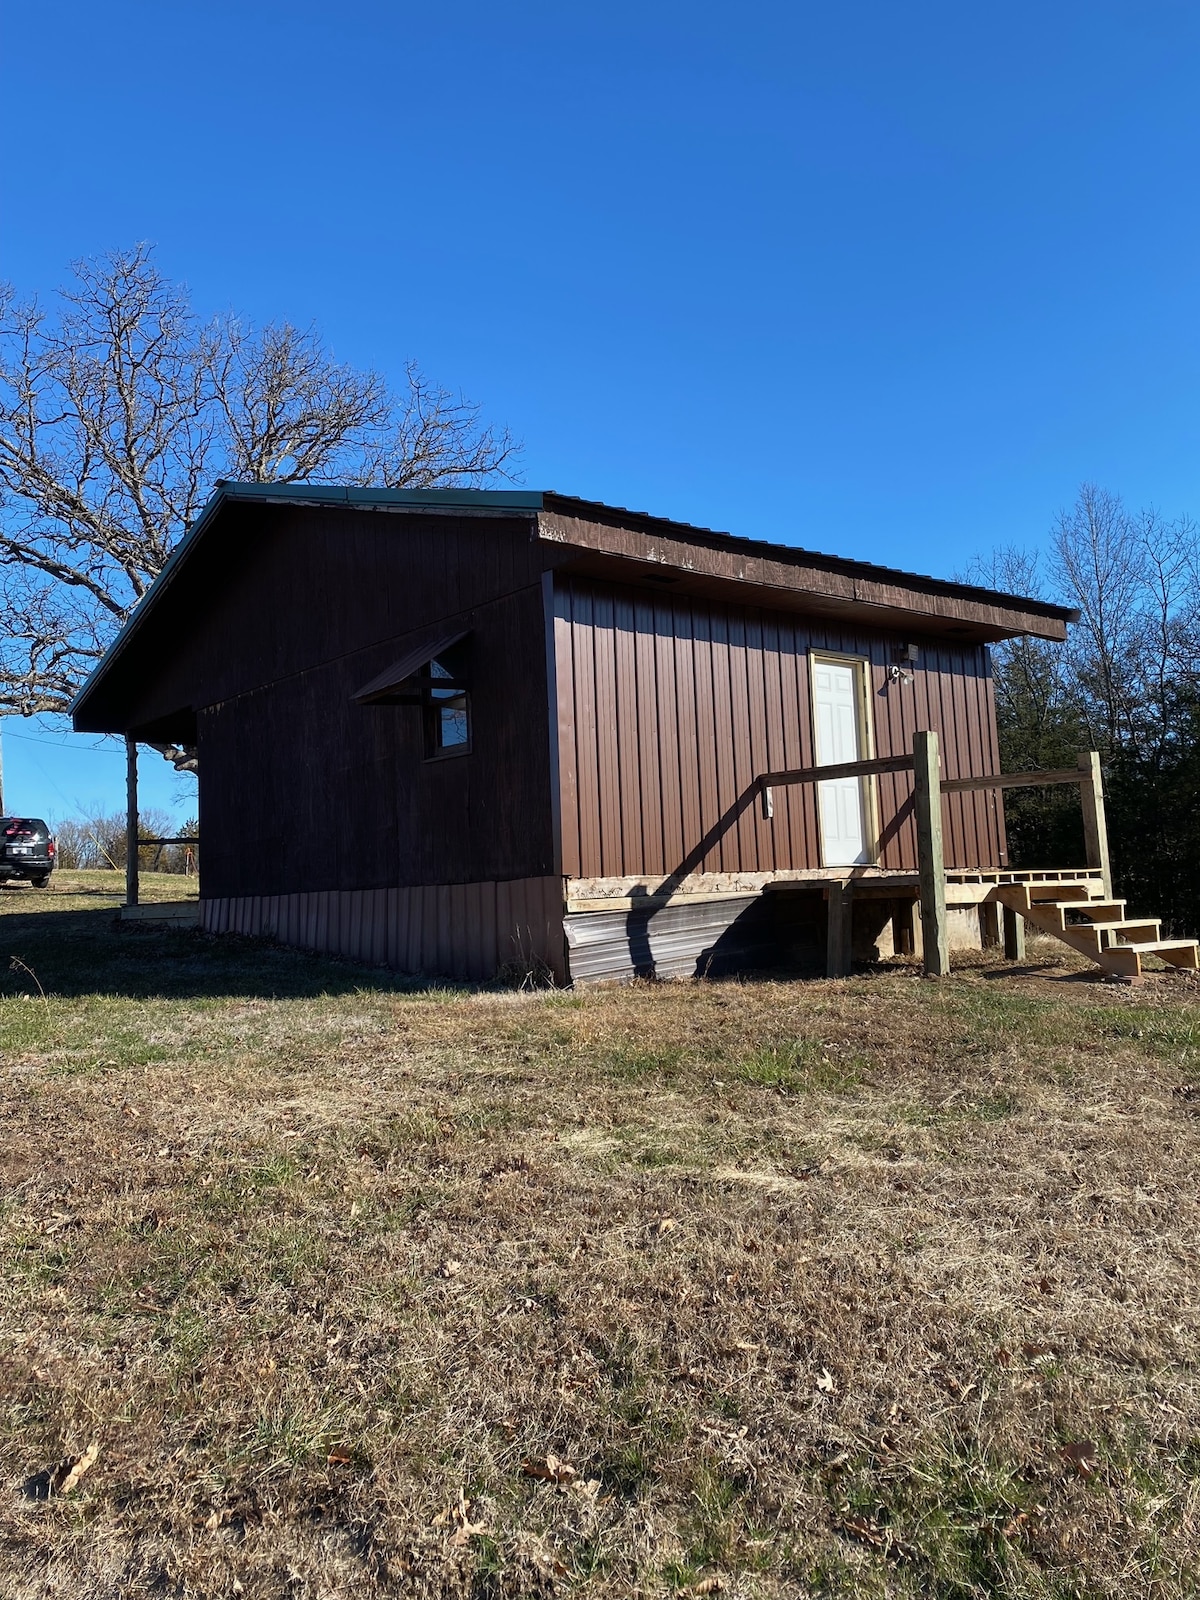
(125, 736, 139, 908)
(913, 730, 949, 977)
(1078, 750, 1112, 899)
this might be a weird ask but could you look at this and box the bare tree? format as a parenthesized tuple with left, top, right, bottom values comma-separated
(0, 245, 520, 750)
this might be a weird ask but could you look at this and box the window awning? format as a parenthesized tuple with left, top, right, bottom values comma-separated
(352, 629, 471, 705)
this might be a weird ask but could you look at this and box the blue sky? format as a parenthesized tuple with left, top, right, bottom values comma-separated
(2, 0, 1198, 822)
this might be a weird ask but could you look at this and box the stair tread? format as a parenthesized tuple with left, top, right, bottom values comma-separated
(1072, 920, 1159, 932)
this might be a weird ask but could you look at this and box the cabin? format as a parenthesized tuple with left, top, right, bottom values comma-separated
(72, 484, 1200, 983)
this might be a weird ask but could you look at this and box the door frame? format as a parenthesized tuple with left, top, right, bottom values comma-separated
(808, 650, 881, 867)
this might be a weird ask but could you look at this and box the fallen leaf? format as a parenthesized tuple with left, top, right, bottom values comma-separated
(521, 1454, 577, 1485)
(1060, 1440, 1098, 1479)
(654, 1217, 677, 1237)
(1021, 1342, 1054, 1361)
(438, 1259, 462, 1278)
(327, 1449, 353, 1465)
(51, 1442, 99, 1496)
(434, 1488, 489, 1544)
(840, 1514, 886, 1547)
(686, 1579, 724, 1595)
(816, 1367, 837, 1394)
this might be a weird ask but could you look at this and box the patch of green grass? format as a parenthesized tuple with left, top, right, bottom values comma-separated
(899, 1088, 1020, 1128)
(601, 1043, 689, 1081)
(735, 1040, 864, 1093)
(830, 1439, 1041, 1599)
(236, 1397, 353, 1476)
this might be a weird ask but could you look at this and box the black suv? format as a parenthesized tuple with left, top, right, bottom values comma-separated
(0, 818, 56, 887)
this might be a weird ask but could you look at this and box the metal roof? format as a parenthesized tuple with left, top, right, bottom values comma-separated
(70, 480, 1076, 718)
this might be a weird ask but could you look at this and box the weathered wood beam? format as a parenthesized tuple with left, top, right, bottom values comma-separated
(913, 730, 949, 977)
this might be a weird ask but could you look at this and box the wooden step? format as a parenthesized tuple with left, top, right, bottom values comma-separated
(1137, 940, 1200, 970)
(1021, 902, 1126, 935)
(990, 881, 1196, 979)
(1053, 900, 1126, 920)
(1026, 883, 1096, 903)
(1087, 921, 1161, 944)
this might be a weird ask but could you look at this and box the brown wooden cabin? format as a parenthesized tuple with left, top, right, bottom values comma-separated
(72, 484, 1077, 984)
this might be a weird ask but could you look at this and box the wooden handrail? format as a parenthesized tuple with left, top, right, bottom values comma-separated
(759, 753, 915, 789)
(940, 769, 1086, 793)
(762, 758, 1091, 796)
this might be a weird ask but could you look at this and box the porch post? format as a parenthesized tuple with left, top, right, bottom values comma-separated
(826, 881, 853, 978)
(1078, 750, 1112, 899)
(1002, 905, 1026, 961)
(913, 730, 949, 977)
(125, 736, 139, 908)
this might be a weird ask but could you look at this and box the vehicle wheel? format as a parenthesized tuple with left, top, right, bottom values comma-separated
(29, 874, 49, 888)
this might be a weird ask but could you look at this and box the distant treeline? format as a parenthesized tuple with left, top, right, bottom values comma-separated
(970, 485, 1200, 935)
(53, 810, 199, 874)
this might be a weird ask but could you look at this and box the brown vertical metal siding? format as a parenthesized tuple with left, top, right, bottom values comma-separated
(554, 575, 1006, 878)
(201, 875, 566, 983)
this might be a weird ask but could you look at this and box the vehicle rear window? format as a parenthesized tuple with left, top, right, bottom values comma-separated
(1, 818, 48, 838)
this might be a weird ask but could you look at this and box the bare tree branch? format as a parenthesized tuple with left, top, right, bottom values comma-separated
(0, 245, 523, 755)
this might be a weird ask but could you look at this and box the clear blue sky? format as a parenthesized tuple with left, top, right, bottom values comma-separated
(2, 0, 1198, 823)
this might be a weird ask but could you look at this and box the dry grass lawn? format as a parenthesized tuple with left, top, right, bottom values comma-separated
(1, 871, 1198, 1598)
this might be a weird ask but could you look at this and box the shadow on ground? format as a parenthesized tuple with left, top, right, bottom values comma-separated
(0, 899, 451, 1002)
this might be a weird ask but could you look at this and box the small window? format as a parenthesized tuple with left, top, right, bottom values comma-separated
(424, 639, 471, 758)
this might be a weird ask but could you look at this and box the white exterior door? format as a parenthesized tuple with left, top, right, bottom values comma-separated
(812, 659, 869, 866)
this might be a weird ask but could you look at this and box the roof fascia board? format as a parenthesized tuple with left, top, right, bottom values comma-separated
(536, 505, 1075, 641)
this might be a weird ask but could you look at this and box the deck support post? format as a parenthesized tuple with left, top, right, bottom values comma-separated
(826, 882, 853, 978)
(978, 901, 1001, 949)
(1002, 904, 1026, 961)
(125, 735, 139, 908)
(1078, 750, 1112, 898)
(913, 730, 949, 977)
(892, 896, 917, 957)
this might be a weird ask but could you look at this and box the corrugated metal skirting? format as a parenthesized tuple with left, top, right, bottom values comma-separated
(565, 894, 794, 984)
(200, 876, 566, 983)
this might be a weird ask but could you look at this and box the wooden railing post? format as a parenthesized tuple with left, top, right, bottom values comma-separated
(913, 730, 949, 977)
(1078, 750, 1112, 898)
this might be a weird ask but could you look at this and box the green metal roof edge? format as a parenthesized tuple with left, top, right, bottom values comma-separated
(213, 482, 545, 509)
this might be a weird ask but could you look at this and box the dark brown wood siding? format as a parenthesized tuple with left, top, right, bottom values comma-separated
(107, 503, 556, 899)
(553, 574, 1006, 878)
